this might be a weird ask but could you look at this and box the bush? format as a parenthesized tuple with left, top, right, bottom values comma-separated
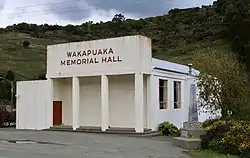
(201, 120, 250, 157)
(202, 118, 220, 128)
(0, 108, 10, 127)
(23, 40, 30, 48)
(240, 149, 250, 158)
(220, 120, 250, 156)
(201, 120, 229, 149)
(208, 138, 227, 153)
(0, 108, 16, 127)
(158, 121, 180, 136)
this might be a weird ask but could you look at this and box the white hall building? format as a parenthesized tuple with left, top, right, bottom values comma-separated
(16, 35, 209, 133)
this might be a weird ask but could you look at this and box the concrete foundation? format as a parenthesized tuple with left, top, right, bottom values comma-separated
(180, 128, 205, 138)
(172, 137, 201, 150)
(172, 122, 205, 150)
(47, 126, 159, 136)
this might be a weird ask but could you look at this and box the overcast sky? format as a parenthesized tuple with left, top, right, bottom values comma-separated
(0, 0, 214, 28)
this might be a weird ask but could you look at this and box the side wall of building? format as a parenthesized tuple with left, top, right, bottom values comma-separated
(152, 70, 188, 129)
(16, 80, 50, 130)
(151, 69, 217, 130)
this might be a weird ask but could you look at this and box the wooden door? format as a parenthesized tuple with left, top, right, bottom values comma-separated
(53, 101, 62, 125)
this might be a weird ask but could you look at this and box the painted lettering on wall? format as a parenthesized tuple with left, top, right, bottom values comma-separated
(60, 48, 122, 66)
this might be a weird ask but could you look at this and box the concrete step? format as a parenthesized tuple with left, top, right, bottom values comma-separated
(104, 128, 155, 135)
(76, 126, 102, 133)
(48, 126, 73, 131)
(106, 127, 136, 132)
(172, 137, 201, 150)
(46, 126, 159, 137)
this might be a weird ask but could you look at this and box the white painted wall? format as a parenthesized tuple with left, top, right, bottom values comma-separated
(139, 36, 152, 73)
(143, 75, 148, 128)
(79, 76, 101, 127)
(108, 75, 135, 128)
(47, 35, 152, 78)
(151, 70, 215, 130)
(53, 78, 72, 126)
(152, 72, 187, 129)
(16, 80, 50, 130)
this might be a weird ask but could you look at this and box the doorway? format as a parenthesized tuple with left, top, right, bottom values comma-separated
(53, 101, 62, 125)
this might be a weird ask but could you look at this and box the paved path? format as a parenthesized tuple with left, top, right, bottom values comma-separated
(0, 130, 190, 158)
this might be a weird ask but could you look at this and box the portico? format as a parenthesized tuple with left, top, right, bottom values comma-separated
(44, 35, 154, 133)
(49, 73, 153, 133)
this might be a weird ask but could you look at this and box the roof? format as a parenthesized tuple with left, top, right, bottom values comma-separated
(152, 58, 199, 75)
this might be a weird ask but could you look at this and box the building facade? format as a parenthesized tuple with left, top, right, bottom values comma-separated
(16, 35, 210, 133)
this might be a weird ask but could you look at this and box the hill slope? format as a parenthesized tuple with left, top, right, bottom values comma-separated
(0, 2, 232, 80)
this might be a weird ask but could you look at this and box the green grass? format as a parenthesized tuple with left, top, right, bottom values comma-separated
(0, 32, 49, 80)
(155, 39, 230, 66)
(185, 150, 239, 158)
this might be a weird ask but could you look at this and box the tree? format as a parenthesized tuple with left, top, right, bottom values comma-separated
(5, 69, 15, 82)
(112, 14, 126, 23)
(215, 0, 250, 75)
(23, 40, 30, 49)
(34, 73, 46, 80)
(0, 70, 16, 108)
(0, 78, 11, 103)
(195, 49, 250, 120)
(86, 21, 93, 33)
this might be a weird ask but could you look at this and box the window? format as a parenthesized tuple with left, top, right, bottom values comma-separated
(174, 81, 181, 109)
(159, 79, 168, 109)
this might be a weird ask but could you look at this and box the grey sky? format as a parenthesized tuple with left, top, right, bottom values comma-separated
(0, 0, 5, 12)
(0, 0, 215, 27)
(48, 0, 214, 21)
(47, 0, 92, 21)
(84, 0, 174, 16)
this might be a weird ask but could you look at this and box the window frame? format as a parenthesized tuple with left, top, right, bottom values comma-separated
(159, 79, 168, 110)
(174, 81, 181, 109)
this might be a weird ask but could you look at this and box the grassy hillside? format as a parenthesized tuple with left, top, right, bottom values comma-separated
(0, 2, 233, 80)
(0, 32, 67, 79)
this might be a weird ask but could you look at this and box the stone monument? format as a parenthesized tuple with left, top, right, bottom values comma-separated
(181, 84, 204, 137)
(172, 82, 205, 149)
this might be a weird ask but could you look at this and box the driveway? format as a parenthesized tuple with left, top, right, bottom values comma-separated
(0, 130, 190, 158)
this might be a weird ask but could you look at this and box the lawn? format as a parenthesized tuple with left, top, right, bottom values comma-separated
(184, 150, 239, 158)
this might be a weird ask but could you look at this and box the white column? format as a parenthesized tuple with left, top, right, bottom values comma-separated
(134, 73, 144, 133)
(101, 75, 109, 131)
(72, 76, 80, 130)
(47, 78, 54, 128)
(147, 75, 154, 130)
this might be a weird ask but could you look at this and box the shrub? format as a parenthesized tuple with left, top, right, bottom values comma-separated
(240, 149, 250, 158)
(158, 121, 179, 136)
(23, 40, 30, 48)
(201, 120, 229, 149)
(220, 120, 250, 156)
(202, 118, 220, 128)
(201, 120, 250, 156)
(0, 108, 15, 127)
(208, 138, 227, 154)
